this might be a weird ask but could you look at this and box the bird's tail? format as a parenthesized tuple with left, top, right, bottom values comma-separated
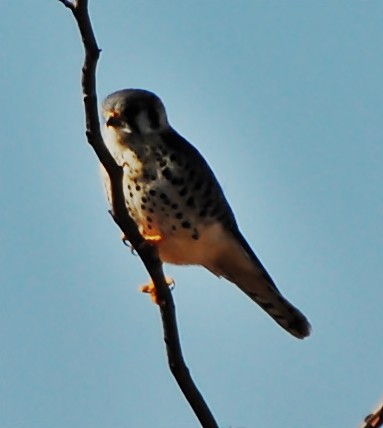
(208, 230, 311, 339)
(236, 276, 311, 339)
(228, 268, 310, 338)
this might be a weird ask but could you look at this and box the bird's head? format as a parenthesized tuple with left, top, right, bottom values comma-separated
(102, 89, 169, 135)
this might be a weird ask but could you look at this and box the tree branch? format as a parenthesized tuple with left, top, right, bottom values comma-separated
(57, 1, 219, 427)
(360, 402, 383, 428)
(58, 0, 74, 10)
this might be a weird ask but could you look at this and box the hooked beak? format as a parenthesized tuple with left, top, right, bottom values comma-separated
(105, 111, 123, 128)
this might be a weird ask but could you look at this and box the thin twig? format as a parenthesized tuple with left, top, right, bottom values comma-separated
(360, 402, 383, 428)
(58, 0, 74, 10)
(57, 1, 219, 427)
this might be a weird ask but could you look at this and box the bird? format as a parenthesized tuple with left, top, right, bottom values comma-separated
(101, 88, 311, 339)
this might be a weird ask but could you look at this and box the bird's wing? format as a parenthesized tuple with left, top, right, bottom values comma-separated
(155, 128, 311, 338)
(230, 224, 280, 292)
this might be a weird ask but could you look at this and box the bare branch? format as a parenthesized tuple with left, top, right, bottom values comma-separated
(57, 1, 219, 427)
(58, 0, 75, 10)
(360, 402, 383, 428)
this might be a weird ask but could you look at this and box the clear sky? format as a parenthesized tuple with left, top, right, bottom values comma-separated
(1, 1, 382, 427)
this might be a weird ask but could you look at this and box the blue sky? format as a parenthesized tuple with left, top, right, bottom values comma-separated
(1, 1, 382, 427)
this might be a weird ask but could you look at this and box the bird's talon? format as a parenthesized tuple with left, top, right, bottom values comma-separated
(121, 235, 137, 255)
(140, 276, 175, 304)
(167, 277, 175, 290)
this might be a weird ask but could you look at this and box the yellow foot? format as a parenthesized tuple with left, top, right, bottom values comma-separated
(123, 230, 163, 246)
(140, 276, 175, 304)
(142, 233, 163, 244)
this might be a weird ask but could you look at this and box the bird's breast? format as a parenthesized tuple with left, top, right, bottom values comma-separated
(102, 127, 233, 268)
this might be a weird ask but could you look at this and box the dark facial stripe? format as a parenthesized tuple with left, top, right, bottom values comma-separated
(147, 105, 160, 129)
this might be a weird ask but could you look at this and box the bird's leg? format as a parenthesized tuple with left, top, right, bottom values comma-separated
(122, 228, 162, 252)
(140, 277, 175, 304)
(137, 224, 164, 245)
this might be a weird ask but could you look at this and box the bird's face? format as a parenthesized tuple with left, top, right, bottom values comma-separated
(102, 89, 169, 135)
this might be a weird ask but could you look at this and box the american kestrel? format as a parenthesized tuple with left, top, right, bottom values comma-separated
(101, 89, 311, 339)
